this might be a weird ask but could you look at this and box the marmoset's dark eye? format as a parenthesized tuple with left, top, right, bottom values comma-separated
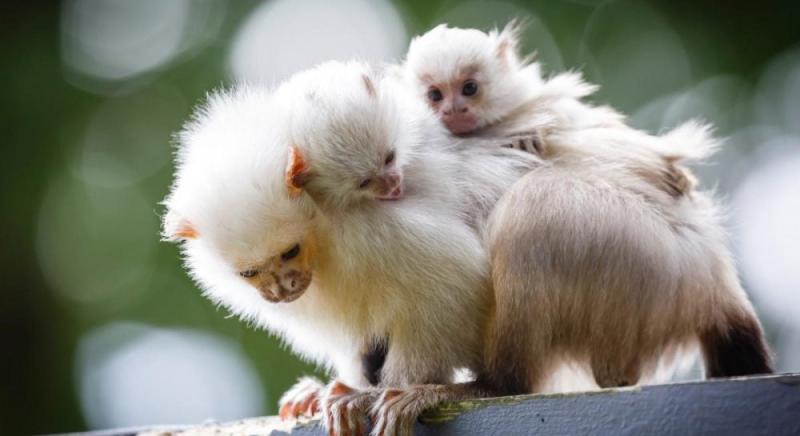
(462, 81, 479, 97)
(239, 269, 258, 278)
(359, 178, 372, 189)
(281, 244, 301, 261)
(384, 150, 395, 165)
(427, 88, 443, 102)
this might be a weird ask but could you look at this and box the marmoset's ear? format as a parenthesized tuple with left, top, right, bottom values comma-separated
(162, 210, 199, 241)
(286, 145, 312, 198)
(495, 19, 524, 65)
(362, 73, 377, 98)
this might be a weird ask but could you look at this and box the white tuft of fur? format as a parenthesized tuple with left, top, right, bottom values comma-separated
(660, 119, 720, 163)
(538, 71, 599, 101)
(162, 60, 539, 395)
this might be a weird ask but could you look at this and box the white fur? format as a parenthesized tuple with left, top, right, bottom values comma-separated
(405, 22, 542, 130)
(163, 61, 539, 390)
(403, 23, 764, 397)
(404, 23, 717, 178)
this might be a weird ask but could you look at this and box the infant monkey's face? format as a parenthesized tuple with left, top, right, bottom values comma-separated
(423, 68, 483, 135)
(357, 148, 404, 201)
(236, 234, 316, 303)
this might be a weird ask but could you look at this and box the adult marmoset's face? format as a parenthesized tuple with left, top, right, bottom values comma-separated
(233, 233, 316, 303)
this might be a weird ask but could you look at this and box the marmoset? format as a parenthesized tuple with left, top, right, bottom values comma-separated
(404, 22, 704, 198)
(358, 22, 775, 435)
(479, 148, 774, 397)
(162, 60, 537, 436)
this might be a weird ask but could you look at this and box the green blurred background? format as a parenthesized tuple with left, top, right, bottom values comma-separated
(2, 0, 800, 433)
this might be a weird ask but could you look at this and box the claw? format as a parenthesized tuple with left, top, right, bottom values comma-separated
(371, 389, 403, 436)
(331, 380, 356, 396)
(338, 410, 351, 436)
(347, 401, 363, 436)
(326, 407, 334, 436)
(308, 397, 320, 415)
(322, 381, 378, 436)
(381, 389, 403, 402)
(294, 395, 312, 417)
(279, 403, 292, 420)
(326, 381, 355, 435)
(371, 385, 455, 436)
(279, 376, 325, 421)
(499, 129, 546, 155)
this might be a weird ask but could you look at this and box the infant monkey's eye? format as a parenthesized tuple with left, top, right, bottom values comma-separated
(359, 178, 372, 189)
(384, 150, 395, 165)
(427, 88, 443, 102)
(281, 244, 301, 261)
(462, 80, 479, 97)
(239, 269, 258, 278)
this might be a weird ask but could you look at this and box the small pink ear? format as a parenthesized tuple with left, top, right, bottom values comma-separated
(495, 20, 524, 64)
(286, 145, 311, 198)
(163, 212, 199, 241)
(174, 220, 199, 239)
(362, 74, 376, 98)
(496, 39, 510, 62)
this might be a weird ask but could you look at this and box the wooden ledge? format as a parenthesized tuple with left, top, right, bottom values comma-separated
(69, 373, 800, 436)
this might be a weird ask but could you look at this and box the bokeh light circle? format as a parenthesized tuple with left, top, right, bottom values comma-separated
(76, 322, 265, 429)
(733, 137, 800, 327)
(36, 173, 157, 307)
(229, 0, 407, 84)
(434, 1, 563, 73)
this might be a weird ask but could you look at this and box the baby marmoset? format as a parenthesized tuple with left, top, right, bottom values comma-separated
(397, 21, 773, 402)
(404, 22, 706, 199)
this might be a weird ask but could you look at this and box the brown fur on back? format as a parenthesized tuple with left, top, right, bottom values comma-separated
(483, 157, 772, 393)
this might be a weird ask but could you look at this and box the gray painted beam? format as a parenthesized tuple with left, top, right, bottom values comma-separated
(72, 373, 800, 436)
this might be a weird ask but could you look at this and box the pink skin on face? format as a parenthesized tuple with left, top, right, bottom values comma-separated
(425, 75, 481, 135)
(443, 110, 478, 134)
(377, 185, 403, 200)
(246, 267, 312, 304)
(440, 91, 478, 134)
(375, 170, 404, 201)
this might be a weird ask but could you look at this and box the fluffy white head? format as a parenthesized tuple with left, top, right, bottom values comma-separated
(282, 61, 433, 211)
(162, 83, 318, 314)
(404, 22, 542, 135)
(161, 60, 439, 324)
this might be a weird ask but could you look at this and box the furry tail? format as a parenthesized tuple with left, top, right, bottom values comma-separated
(539, 71, 599, 100)
(661, 120, 720, 164)
(700, 310, 774, 378)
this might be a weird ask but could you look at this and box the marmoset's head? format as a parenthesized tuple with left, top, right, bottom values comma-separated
(405, 21, 536, 135)
(282, 61, 423, 210)
(162, 85, 317, 308)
